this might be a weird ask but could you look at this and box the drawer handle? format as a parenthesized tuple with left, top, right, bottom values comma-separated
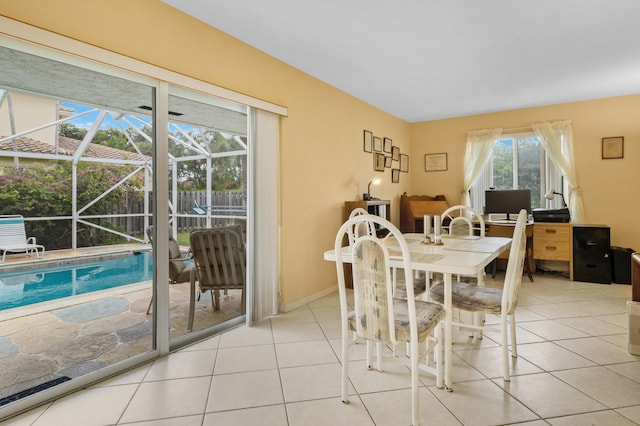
(545, 229, 557, 234)
(546, 246, 557, 251)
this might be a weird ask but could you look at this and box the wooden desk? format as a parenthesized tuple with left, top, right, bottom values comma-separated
(486, 221, 534, 281)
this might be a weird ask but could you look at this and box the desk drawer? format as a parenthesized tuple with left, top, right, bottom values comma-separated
(534, 237, 571, 260)
(534, 223, 572, 261)
(534, 223, 571, 239)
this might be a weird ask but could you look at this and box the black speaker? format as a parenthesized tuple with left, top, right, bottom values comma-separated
(573, 225, 611, 284)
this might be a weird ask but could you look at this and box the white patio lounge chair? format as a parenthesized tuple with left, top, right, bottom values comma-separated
(0, 215, 45, 263)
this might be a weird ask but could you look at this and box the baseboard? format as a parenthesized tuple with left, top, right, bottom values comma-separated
(279, 285, 337, 313)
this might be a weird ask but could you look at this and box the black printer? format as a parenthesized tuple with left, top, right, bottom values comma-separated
(532, 207, 570, 223)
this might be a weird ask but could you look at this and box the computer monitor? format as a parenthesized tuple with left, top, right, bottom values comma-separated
(484, 189, 531, 221)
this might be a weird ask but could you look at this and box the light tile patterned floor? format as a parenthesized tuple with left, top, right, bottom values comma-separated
(3, 273, 640, 425)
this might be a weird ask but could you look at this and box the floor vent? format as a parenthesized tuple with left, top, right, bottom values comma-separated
(0, 376, 72, 406)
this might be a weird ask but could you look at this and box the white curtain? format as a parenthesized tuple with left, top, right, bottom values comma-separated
(532, 120, 583, 223)
(462, 128, 502, 207)
(249, 108, 280, 323)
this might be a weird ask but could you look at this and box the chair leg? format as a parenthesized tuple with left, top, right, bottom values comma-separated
(501, 314, 511, 382)
(211, 289, 221, 310)
(366, 340, 373, 370)
(146, 296, 153, 315)
(410, 335, 420, 426)
(524, 257, 534, 282)
(509, 314, 518, 358)
(188, 275, 197, 331)
(435, 322, 443, 389)
(341, 324, 350, 404)
(476, 273, 485, 339)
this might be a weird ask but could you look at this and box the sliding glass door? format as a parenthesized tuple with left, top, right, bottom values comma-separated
(0, 39, 251, 417)
(162, 87, 248, 340)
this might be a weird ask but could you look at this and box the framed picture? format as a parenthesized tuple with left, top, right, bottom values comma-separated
(392, 168, 400, 183)
(363, 130, 372, 153)
(602, 136, 624, 159)
(383, 137, 392, 153)
(392, 146, 400, 161)
(384, 156, 392, 168)
(399, 154, 409, 172)
(374, 152, 386, 171)
(425, 152, 448, 172)
(373, 136, 382, 152)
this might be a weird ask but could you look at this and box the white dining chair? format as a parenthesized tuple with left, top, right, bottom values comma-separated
(429, 208, 528, 381)
(440, 204, 485, 238)
(438, 205, 487, 330)
(334, 214, 445, 425)
(346, 207, 377, 244)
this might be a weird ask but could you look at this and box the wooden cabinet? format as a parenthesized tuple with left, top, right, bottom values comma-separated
(345, 200, 391, 238)
(533, 223, 573, 280)
(399, 194, 449, 233)
(344, 199, 391, 222)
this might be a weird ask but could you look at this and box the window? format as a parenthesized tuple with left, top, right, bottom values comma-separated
(471, 133, 564, 213)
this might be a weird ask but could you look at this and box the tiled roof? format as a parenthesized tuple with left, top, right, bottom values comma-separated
(0, 135, 150, 162)
(0, 136, 75, 156)
(57, 136, 149, 161)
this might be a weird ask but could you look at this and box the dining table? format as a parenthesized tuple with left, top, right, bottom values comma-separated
(324, 232, 512, 391)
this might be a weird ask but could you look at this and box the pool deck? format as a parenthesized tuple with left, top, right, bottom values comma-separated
(0, 243, 151, 270)
(0, 245, 243, 403)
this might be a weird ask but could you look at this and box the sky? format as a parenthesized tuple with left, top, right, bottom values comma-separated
(61, 102, 148, 131)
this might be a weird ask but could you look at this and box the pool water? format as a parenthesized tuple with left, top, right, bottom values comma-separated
(0, 252, 153, 311)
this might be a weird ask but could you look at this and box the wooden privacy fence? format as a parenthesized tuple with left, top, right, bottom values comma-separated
(111, 191, 246, 237)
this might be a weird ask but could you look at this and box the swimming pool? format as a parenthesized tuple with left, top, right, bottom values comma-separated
(0, 251, 153, 311)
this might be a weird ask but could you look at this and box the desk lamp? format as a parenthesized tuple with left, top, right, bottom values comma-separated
(545, 188, 567, 208)
(363, 177, 382, 200)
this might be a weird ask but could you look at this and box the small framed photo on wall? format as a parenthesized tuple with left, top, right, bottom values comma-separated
(373, 136, 382, 152)
(374, 152, 385, 171)
(392, 168, 400, 183)
(383, 137, 392, 153)
(363, 130, 373, 153)
(399, 154, 409, 172)
(602, 136, 624, 159)
(392, 146, 400, 161)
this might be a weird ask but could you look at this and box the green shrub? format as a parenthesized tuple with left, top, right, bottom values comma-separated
(0, 162, 143, 249)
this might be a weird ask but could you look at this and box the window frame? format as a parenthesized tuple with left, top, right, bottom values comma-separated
(470, 132, 565, 213)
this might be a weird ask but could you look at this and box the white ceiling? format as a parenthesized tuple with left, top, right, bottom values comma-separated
(162, 0, 640, 123)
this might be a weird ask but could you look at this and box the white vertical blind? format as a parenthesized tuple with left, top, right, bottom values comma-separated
(249, 108, 280, 323)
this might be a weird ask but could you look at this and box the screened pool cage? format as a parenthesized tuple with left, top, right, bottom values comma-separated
(0, 89, 248, 250)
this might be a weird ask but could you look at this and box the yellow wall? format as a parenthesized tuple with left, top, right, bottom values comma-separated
(2, 1, 639, 309)
(411, 95, 640, 250)
(0, 0, 411, 307)
(0, 93, 55, 143)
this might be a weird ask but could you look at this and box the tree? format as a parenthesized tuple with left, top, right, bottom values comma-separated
(59, 122, 87, 140)
(171, 129, 244, 191)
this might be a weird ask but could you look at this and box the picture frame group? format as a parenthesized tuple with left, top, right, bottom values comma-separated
(363, 129, 408, 183)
